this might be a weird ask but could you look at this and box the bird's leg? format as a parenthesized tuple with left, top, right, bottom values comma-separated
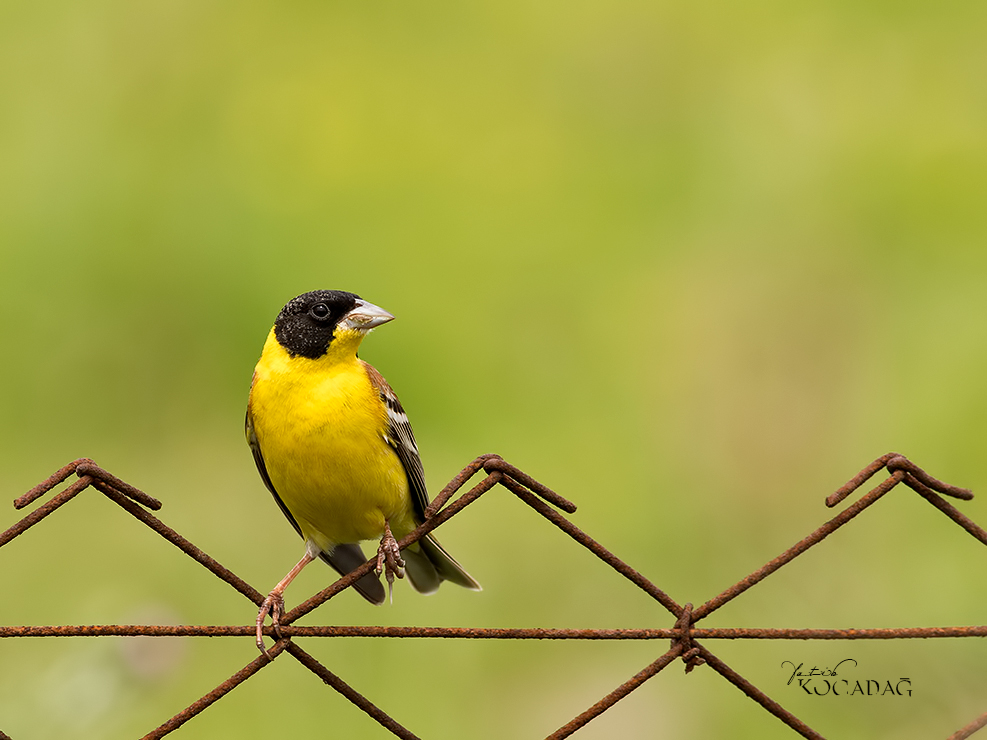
(375, 520, 405, 603)
(256, 549, 317, 657)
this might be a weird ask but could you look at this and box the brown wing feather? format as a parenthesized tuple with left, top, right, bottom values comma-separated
(362, 361, 430, 523)
(362, 361, 481, 592)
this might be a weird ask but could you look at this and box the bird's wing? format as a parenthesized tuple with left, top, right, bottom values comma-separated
(362, 362, 482, 593)
(363, 361, 430, 523)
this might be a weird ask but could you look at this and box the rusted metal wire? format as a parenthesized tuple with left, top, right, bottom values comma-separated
(496, 471, 683, 616)
(5, 624, 987, 640)
(89, 476, 266, 605)
(141, 639, 289, 740)
(285, 641, 422, 740)
(2, 453, 986, 739)
(696, 643, 825, 740)
(545, 643, 685, 740)
(949, 712, 987, 740)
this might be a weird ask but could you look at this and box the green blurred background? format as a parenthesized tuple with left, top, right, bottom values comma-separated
(1, 0, 985, 737)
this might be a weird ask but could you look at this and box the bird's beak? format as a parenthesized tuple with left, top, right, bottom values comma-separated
(339, 299, 395, 332)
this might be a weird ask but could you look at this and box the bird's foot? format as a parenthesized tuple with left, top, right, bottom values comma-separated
(375, 521, 406, 602)
(256, 591, 285, 657)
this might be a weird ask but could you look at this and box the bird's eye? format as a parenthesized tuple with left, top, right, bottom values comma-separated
(310, 303, 331, 320)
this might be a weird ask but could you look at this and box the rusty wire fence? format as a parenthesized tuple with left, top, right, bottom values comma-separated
(1, 453, 986, 739)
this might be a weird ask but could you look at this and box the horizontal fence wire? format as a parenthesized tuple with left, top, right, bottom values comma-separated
(1, 453, 986, 739)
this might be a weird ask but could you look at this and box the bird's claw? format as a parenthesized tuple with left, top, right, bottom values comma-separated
(256, 591, 285, 657)
(375, 522, 405, 601)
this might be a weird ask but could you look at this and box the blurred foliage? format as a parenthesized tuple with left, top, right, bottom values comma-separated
(1, 0, 986, 737)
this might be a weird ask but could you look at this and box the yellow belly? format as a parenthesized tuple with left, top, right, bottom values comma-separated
(249, 331, 415, 552)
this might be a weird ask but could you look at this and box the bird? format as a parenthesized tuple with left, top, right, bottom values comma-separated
(246, 289, 481, 653)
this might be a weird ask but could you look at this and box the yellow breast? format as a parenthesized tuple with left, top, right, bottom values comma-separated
(248, 328, 414, 551)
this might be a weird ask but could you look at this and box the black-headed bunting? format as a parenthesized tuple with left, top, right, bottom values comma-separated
(246, 290, 480, 654)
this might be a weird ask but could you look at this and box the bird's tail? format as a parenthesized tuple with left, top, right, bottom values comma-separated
(404, 533, 482, 594)
(321, 543, 386, 605)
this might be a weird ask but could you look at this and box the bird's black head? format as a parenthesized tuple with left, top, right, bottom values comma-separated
(273, 290, 394, 359)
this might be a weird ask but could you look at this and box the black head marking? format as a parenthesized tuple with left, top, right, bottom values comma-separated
(273, 290, 360, 359)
